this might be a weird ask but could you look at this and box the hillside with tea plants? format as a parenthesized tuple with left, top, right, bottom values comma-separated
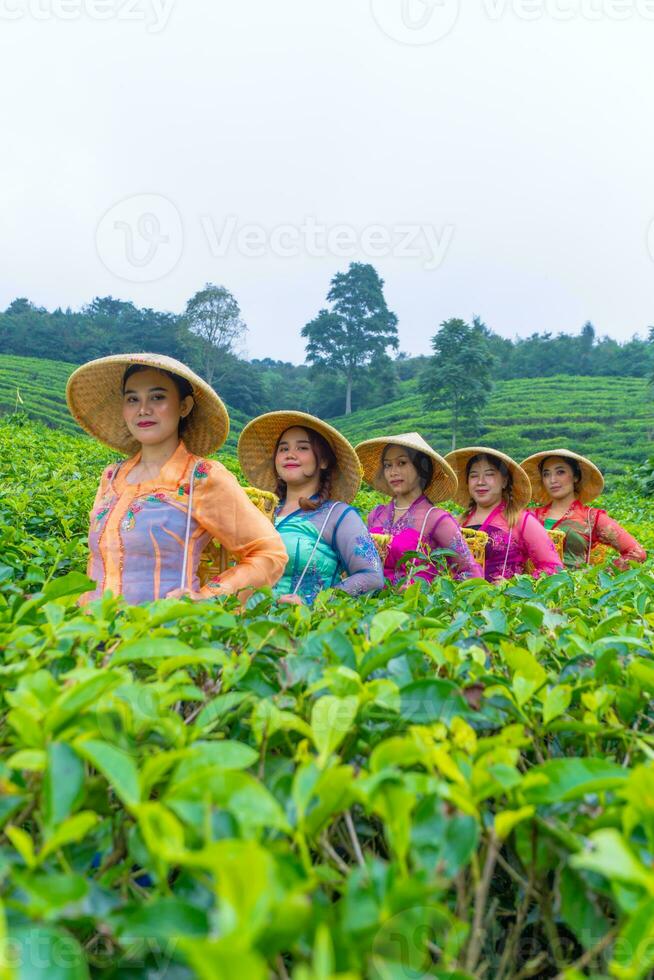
(1, 416, 654, 978)
(0, 355, 651, 478)
(0, 355, 249, 451)
(334, 376, 652, 480)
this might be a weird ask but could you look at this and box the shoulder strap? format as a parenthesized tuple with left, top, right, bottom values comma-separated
(501, 529, 513, 579)
(107, 461, 123, 491)
(180, 463, 198, 590)
(292, 503, 339, 597)
(586, 505, 597, 565)
(405, 506, 440, 578)
(417, 506, 439, 549)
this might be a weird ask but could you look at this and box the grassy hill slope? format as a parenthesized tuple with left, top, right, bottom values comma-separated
(1, 354, 651, 478)
(333, 376, 652, 477)
(0, 354, 247, 450)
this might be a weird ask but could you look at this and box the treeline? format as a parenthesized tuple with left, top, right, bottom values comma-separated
(0, 291, 400, 417)
(1, 289, 652, 419)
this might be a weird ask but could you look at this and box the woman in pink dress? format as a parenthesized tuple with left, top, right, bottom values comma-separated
(445, 447, 563, 582)
(356, 432, 483, 585)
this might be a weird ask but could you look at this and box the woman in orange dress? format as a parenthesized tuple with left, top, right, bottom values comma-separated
(521, 449, 646, 570)
(67, 353, 287, 604)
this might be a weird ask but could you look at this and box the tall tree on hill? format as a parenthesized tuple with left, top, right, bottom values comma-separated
(184, 283, 246, 385)
(302, 263, 399, 415)
(420, 318, 494, 450)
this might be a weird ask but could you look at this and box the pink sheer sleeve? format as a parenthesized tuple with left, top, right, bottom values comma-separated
(427, 512, 484, 579)
(367, 504, 387, 529)
(520, 512, 565, 577)
(593, 509, 647, 570)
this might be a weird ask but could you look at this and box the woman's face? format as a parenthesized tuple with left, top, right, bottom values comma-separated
(122, 368, 193, 447)
(382, 445, 421, 498)
(275, 427, 324, 487)
(467, 457, 507, 509)
(541, 456, 576, 501)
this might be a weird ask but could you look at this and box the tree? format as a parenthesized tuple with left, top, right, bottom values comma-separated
(301, 263, 399, 415)
(420, 318, 495, 450)
(183, 284, 246, 385)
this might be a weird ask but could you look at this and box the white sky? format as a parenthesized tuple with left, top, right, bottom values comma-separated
(1, 0, 653, 362)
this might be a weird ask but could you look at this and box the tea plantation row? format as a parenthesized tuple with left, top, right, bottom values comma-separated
(0, 356, 248, 452)
(1, 354, 651, 478)
(1, 418, 654, 979)
(334, 376, 652, 479)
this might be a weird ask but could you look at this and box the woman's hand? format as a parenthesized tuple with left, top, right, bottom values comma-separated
(277, 593, 303, 606)
(165, 587, 206, 601)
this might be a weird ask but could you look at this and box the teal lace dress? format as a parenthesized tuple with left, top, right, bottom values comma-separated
(274, 499, 385, 604)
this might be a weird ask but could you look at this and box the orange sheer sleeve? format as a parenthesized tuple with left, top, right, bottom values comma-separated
(192, 462, 287, 599)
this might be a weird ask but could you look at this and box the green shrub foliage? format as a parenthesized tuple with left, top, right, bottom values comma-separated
(1, 418, 654, 978)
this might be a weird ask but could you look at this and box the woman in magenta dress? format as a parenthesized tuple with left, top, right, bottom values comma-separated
(356, 432, 483, 585)
(445, 446, 563, 582)
(521, 448, 646, 570)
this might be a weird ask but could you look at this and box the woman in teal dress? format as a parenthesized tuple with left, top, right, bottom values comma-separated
(238, 411, 384, 604)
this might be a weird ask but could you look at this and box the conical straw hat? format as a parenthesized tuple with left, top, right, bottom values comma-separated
(445, 446, 532, 510)
(66, 353, 229, 457)
(520, 449, 604, 504)
(355, 432, 457, 503)
(238, 411, 361, 504)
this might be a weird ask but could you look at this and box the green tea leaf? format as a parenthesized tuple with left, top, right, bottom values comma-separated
(310, 695, 359, 764)
(74, 739, 141, 809)
(542, 684, 572, 724)
(523, 758, 628, 804)
(43, 742, 85, 828)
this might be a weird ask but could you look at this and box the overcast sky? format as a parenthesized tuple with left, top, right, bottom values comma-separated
(1, 0, 653, 362)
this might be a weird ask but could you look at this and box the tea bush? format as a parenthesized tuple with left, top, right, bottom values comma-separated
(1, 418, 654, 979)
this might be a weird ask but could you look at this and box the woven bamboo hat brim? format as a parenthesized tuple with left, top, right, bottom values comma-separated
(445, 446, 532, 510)
(520, 449, 604, 505)
(238, 411, 361, 504)
(355, 432, 458, 503)
(66, 353, 230, 457)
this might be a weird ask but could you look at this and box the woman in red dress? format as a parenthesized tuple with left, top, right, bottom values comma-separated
(521, 449, 646, 570)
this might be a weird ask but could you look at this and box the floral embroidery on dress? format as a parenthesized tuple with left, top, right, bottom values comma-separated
(177, 461, 210, 496)
(121, 493, 167, 531)
(290, 564, 325, 604)
(354, 534, 382, 568)
(94, 505, 110, 525)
